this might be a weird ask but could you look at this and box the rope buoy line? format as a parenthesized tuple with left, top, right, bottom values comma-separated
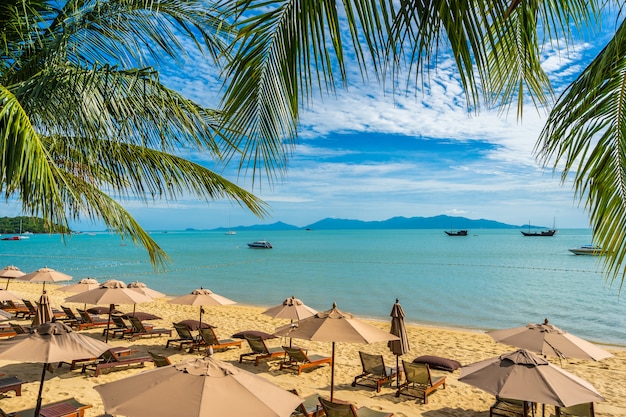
(0, 253, 602, 277)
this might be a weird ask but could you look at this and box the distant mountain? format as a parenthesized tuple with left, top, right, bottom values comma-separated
(211, 215, 524, 231)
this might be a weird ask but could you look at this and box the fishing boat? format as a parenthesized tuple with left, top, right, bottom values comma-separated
(569, 245, 602, 256)
(521, 219, 556, 236)
(445, 230, 468, 236)
(247, 240, 273, 249)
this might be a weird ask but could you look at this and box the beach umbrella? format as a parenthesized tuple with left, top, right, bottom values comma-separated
(56, 278, 100, 293)
(0, 321, 109, 417)
(94, 355, 303, 417)
(0, 288, 24, 303)
(487, 318, 612, 361)
(458, 349, 605, 408)
(263, 296, 317, 347)
(126, 281, 165, 317)
(388, 299, 410, 388)
(31, 291, 54, 327)
(18, 267, 72, 292)
(274, 302, 400, 401)
(168, 288, 236, 328)
(65, 280, 154, 342)
(0, 266, 24, 289)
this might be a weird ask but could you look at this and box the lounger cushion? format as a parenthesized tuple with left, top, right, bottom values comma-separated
(412, 355, 461, 372)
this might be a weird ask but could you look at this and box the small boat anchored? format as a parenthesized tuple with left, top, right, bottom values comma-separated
(445, 230, 468, 236)
(569, 245, 603, 256)
(247, 240, 273, 249)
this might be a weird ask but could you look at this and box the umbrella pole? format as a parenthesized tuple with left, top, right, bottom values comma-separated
(104, 303, 114, 343)
(330, 342, 335, 402)
(34, 362, 48, 417)
(396, 355, 400, 388)
(5, 279, 9, 289)
(199, 306, 203, 328)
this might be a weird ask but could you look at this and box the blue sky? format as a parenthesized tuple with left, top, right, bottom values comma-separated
(2, 7, 618, 231)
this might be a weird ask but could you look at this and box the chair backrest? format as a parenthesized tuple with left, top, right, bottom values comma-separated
(173, 323, 194, 340)
(78, 310, 94, 324)
(148, 351, 171, 367)
(112, 316, 129, 329)
(360, 351, 385, 375)
(493, 397, 531, 417)
(244, 334, 269, 354)
(129, 317, 146, 332)
(284, 346, 309, 363)
(558, 403, 594, 417)
(402, 361, 432, 385)
(199, 327, 218, 345)
(318, 397, 357, 417)
(22, 299, 36, 313)
(101, 349, 118, 363)
(61, 306, 78, 320)
(9, 322, 26, 334)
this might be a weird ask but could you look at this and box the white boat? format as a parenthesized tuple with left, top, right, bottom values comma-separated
(247, 240, 272, 249)
(224, 230, 237, 235)
(568, 245, 602, 256)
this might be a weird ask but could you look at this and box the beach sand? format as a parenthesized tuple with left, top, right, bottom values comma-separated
(1, 282, 624, 416)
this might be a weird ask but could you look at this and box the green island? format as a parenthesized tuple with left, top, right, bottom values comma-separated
(0, 216, 69, 234)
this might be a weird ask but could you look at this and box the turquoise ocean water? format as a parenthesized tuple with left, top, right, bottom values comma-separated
(2, 229, 624, 346)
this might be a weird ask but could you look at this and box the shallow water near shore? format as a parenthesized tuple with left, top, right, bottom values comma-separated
(2, 228, 624, 346)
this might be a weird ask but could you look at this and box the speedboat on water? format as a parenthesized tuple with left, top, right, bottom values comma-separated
(569, 245, 602, 256)
(247, 240, 272, 249)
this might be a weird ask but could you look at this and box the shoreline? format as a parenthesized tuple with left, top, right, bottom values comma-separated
(0, 281, 624, 417)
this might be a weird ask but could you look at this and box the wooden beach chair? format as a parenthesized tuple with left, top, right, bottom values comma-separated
(555, 403, 595, 417)
(490, 398, 534, 417)
(198, 327, 242, 352)
(280, 346, 332, 375)
(126, 317, 171, 341)
(318, 397, 393, 417)
(166, 323, 203, 351)
(352, 351, 398, 392)
(148, 351, 172, 367)
(81, 348, 153, 377)
(3, 300, 31, 318)
(289, 389, 325, 417)
(1, 397, 92, 417)
(0, 376, 23, 397)
(102, 316, 133, 338)
(239, 334, 284, 366)
(76, 310, 110, 331)
(0, 325, 16, 338)
(395, 361, 446, 404)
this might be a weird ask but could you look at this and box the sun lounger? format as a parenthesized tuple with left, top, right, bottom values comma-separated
(490, 397, 535, 417)
(102, 316, 133, 339)
(289, 389, 325, 417)
(59, 307, 82, 328)
(198, 327, 242, 352)
(395, 361, 445, 404)
(3, 300, 31, 318)
(280, 346, 332, 375)
(0, 325, 16, 338)
(555, 402, 595, 417)
(239, 334, 284, 366)
(1, 397, 92, 417)
(0, 376, 23, 397)
(352, 351, 398, 392)
(81, 348, 153, 377)
(76, 310, 110, 331)
(126, 317, 171, 341)
(59, 346, 134, 370)
(148, 351, 172, 367)
(9, 323, 29, 334)
(166, 323, 203, 351)
(318, 397, 393, 417)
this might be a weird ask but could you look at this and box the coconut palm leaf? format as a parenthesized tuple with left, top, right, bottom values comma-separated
(537, 18, 626, 286)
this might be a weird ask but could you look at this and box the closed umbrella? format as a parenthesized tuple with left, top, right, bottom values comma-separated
(274, 302, 400, 401)
(487, 318, 612, 361)
(458, 349, 605, 408)
(18, 267, 72, 292)
(388, 299, 410, 388)
(94, 356, 302, 417)
(168, 288, 236, 328)
(31, 291, 54, 327)
(0, 321, 109, 417)
(65, 280, 154, 342)
(0, 266, 24, 289)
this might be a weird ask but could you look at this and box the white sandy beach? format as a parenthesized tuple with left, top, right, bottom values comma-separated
(0, 282, 624, 417)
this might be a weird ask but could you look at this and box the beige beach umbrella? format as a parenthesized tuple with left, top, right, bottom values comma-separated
(65, 280, 154, 342)
(0, 288, 24, 303)
(56, 277, 100, 293)
(126, 281, 165, 317)
(0, 321, 109, 417)
(18, 267, 72, 292)
(168, 288, 236, 327)
(94, 356, 302, 417)
(274, 302, 400, 401)
(458, 349, 605, 408)
(0, 266, 25, 289)
(388, 299, 410, 388)
(262, 296, 317, 321)
(31, 291, 54, 327)
(487, 318, 612, 361)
